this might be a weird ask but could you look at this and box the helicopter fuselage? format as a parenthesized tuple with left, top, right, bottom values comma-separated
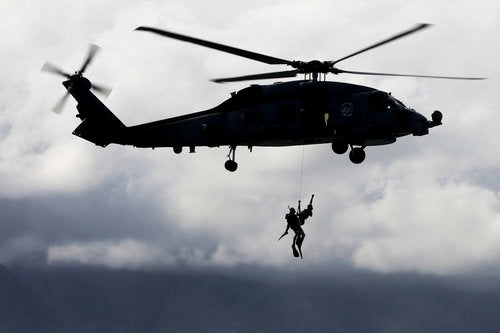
(69, 77, 441, 169)
(122, 80, 439, 148)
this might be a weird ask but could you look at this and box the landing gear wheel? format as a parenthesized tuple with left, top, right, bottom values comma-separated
(224, 160, 238, 172)
(225, 145, 238, 172)
(349, 147, 366, 164)
(332, 140, 348, 154)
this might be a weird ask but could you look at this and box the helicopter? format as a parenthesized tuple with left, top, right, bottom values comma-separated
(41, 23, 484, 172)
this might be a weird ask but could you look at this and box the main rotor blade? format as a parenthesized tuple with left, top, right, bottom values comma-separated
(335, 68, 487, 80)
(212, 70, 298, 83)
(136, 26, 293, 66)
(79, 44, 100, 74)
(41, 62, 71, 78)
(331, 23, 431, 66)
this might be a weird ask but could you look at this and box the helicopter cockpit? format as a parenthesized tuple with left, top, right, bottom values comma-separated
(368, 91, 408, 113)
(368, 91, 390, 112)
(388, 94, 407, 108)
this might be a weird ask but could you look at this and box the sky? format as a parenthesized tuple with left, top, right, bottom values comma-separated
(1, 0, 500, 276)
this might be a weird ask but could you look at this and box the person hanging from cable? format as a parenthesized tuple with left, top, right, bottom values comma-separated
(280, 207, 304, 258)
(298, 194, 314, 226)
(278, 194, 314, 259)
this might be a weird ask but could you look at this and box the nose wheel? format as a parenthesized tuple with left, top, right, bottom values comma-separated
(225, 145, 238, 172)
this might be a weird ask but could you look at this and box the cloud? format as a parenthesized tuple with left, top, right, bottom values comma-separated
(47, 239, 269, 269)
(349, 178, 500, 274)
(1, 0, 500, 275)
(47, 239, 176, 268)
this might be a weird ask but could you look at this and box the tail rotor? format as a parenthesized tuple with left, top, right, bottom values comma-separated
(41, 44, 112, 113)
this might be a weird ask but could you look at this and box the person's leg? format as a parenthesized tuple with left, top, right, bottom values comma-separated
(292, 234, 299, 257)
(296, 229, 305, 259)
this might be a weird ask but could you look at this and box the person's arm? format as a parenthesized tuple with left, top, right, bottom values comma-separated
(278, 218, 290, 241)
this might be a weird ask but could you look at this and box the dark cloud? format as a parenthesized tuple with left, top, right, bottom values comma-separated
(0, 181, 222, 265)
(0, 265, 58, 333)
(5, 263, 500, 333)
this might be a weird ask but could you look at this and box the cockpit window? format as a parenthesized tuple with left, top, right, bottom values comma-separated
(389, 95, 406, 107)
(369, 91, 390, 112)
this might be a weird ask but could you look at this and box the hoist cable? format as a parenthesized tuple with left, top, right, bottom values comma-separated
(298, 145, 305, 201)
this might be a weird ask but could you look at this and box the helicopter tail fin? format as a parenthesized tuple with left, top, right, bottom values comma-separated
(67, 79, 126, 147)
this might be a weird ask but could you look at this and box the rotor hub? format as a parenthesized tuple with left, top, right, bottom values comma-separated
(292, 60, 333, 74)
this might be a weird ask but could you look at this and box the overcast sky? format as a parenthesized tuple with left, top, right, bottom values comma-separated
(1, 0, 499, 276)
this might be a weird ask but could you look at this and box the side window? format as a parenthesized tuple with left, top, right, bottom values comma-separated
(275, 105, 296, 123)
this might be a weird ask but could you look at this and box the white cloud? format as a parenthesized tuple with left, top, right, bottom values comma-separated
(48, 239, 176, 269)
(340, 175, 500, 274)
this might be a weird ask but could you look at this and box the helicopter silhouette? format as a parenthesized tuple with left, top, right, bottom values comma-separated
(42, 24, 484, 171)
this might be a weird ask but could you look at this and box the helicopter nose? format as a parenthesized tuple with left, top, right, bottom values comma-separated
(412, 112, 429, 136)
